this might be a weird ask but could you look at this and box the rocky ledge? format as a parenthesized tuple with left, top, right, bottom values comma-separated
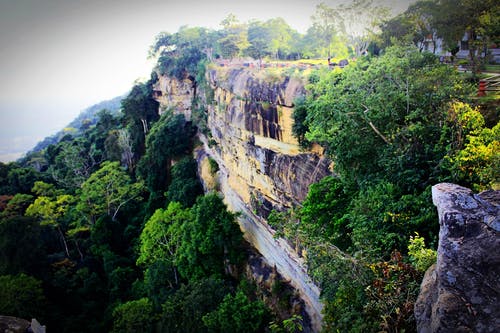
(415, 183, 500, 333)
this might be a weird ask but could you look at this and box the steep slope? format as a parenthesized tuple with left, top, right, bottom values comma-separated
(153, 65, 331, 331)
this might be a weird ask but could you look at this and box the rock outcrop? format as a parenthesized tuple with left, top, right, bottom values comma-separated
(0, 316, 29, 333)
(0, 316, 45, 333)
(153, 75, 195, 119)
(415, 183, 500, 333)
(154, 65, 331, 331)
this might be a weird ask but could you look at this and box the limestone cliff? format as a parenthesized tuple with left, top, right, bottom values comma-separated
(153, 74, 194, 119)
(415, 183, 500, 333)
(153, 66, 331, 331)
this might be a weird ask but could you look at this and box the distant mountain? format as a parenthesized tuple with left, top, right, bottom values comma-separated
(29, 95, 124, 153)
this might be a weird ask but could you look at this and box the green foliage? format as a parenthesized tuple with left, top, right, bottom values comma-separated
(0, 274, 46, 320)
(0, 193, 33, 218)
(208, 157, 219, 175)
(151, 26, 215, 79)
(0, 216, 45, 276)
(165, 157, 203, 207)
(137, 202, 191, 267)
(408, 233, 437, 272)
(445, 102, 500, 191)
(121, 81, 160, 159)
(160, 277, 229, 333)
(308, 246, 375, 333)
(305, 45, 473, 190)
(0, 163, 46, 195)
(203, 290, 269, 333)
(300, 176, 351, 250)
(292, 44, 485, 332)
(291, 97, 310, 148)
(269, 314, 304, 333)
(176, 194, 244, 280)
(111, 298, 153, 333)
(47, 138, 101, 191)
(78, 161, 143, 223)
(138, 113, 193, 211)
(217, 15, 250, 59)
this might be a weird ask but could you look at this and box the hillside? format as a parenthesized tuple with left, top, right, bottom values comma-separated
(28, 95, 124, 154)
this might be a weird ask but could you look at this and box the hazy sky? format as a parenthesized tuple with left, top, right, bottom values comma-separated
(0, 0, 413, 162)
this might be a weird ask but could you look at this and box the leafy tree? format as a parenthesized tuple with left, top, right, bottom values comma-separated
(77, 161, 143, 223)
(165, 157, 203, 207)
(0, 215, 46, 276)
(159, 277, 229, 333)
(431, 0, 500, 73)
(48, 138, 101, 191)
(111, 298, 153, 333)
(4, 164, 45, 194)
(121, 81, 160, 160)
(308, 3, 344, 59)
(137, 202, 192, 288)
(377, 1, 438, 52)
(299, 176, 352, 250)
(138, 113, 193, 211)
(246, 21, 272, 60)
(176, 194, 244, 280)
(26, 184, 75, 258)
(217, 14, 250, 58)
(445, 102, 500, 191)
(0, 274, 46, 320)
(202, 290, 269, 333)
(304, 45, 473, 190)
(0, 193, 33, 218)
(264, 18, 295, 60)
(142, 259, 176, 309)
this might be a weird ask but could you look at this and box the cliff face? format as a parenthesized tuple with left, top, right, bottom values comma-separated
(415, 183, 500, 333)
(205, 67, 331, 213)
(153, 75, 194, 119)
(153, 66, 331, 331)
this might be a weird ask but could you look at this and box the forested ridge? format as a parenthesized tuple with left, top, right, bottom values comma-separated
(1, 1, 498, 332)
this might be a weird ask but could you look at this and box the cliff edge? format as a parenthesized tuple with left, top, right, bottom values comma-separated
(153, 65, 331, 331)
(415, 183, 500, 333)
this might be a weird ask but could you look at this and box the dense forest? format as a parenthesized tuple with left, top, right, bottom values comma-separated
(0, 0, 498, 332)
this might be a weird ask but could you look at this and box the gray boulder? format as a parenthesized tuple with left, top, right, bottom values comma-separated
(415, 183, 500, 333)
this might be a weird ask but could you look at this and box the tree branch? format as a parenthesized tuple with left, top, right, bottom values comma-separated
(362, 104, 390, 144)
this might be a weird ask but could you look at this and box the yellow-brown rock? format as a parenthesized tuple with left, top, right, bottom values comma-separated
(154, 65, 330, 332)
(153, 74, 194, 119)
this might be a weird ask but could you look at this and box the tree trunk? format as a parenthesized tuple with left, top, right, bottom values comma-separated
(58, 225, 71, 258)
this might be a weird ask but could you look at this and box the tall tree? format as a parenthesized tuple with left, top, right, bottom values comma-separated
(0, 274, 46, 320)
(77, 161, 143, 224)
(217, 14, 250, 59)
(431, 0, 500, 72)
(137, 202, 192, 286)
(26, 182, 76, 257)
(121, 81, 159, 160)
(309, 2, 344, 59)
(176, 194, 244, 280)
(137, 113, 193, 211)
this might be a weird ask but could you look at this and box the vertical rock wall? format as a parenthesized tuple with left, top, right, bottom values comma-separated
(153, 66, 331, 331)
(415, 183, 500, 333)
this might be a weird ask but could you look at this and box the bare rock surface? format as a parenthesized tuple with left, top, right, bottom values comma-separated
(415, 183, 500, 333)
(0, 316, 30, 333)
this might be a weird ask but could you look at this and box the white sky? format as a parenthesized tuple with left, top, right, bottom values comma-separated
(0, 0, 413, 162)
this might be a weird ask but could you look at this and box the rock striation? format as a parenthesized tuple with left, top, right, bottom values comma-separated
(415, 183, 500, 333)
(154, 65, 331, 331)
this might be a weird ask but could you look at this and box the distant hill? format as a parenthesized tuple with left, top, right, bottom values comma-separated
(29, 95, 124, 153)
